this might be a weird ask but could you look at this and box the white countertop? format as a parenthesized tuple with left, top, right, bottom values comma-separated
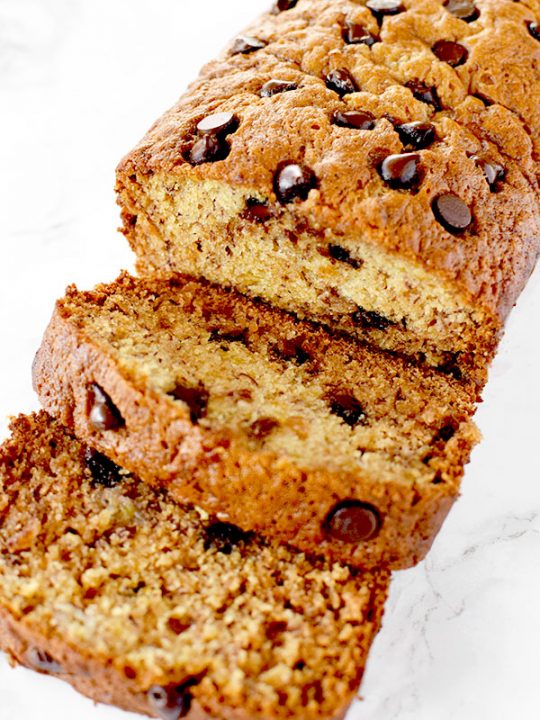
(1, 1, 539, 718)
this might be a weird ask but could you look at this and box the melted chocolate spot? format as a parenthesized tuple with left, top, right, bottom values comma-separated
(203, 522, 253, 555)
(88, 383, 124, 432)
(324, 244, 363, 269)
(243, 197, 274, 222)
(351, 307, 392, 331)
(328, 393, 367, 427)
(249, 417, 280, 440)
(85, 447, 123, 488)
(324, 501, 381, 543)
(169, 383, 209, 424)
(271, 337, 312, 365)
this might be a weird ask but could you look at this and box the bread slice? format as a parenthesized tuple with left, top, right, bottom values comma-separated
(33, 274, 480, 570)
(116, 0, 540, 387)
(0, 412, 389, 720)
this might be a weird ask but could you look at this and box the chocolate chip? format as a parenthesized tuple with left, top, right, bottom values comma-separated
(249, 417, 280, 439)
(351, 307, 392, 331)
(243, 197, 274, 222)
(396, 121, 436, 149)
(147, 684, 193, 720)
(443, 0, 479, 22)
(437, 354, 463, 381)
(271, 337, 312, 365)
(231, 36, 267, 54)
(169, 383, 209, 424)
(432, 193, 472, 233)
(434, 422, 458, 442)
(274, 0, 298, 10)
(324, 501, 381, 543)
(274, 162, 317, 203)
(325, 244, 363, 269)
(203, 522, 253, 555)
(332, 109, 376, 130)
(27, 648, 62, 675)
(379, 153, 421, 190)
(189, 135, 229, 165)
(366, 0, 405, 24)
(197, 112, 238, 136)
(343, 21, 380, 46)
(432, 39, 469, 66)
(260, 79, 298, 97)
(527, 21, 540, 41)
(472, 157, 505, 191)
(84, 447, 123, 488)
(328, 393, 367, 427)
(325, 68, 358, 96)
(88, 383, 124, 432)
(209, 328, 246, 345)
(405, 80, 442, 110)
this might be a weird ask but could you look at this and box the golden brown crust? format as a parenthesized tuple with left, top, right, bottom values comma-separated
(0, 412, 386, 720)
(32, 274, 480, 570)
(117, 0, 540, 333)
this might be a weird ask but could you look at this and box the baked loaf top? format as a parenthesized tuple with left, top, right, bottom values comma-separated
(33, 273, 480, 569)
(118, 0, 540, 324)
(0, 412, 388, 720)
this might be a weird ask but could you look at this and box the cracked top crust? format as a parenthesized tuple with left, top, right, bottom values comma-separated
(118, 0, 540, 322)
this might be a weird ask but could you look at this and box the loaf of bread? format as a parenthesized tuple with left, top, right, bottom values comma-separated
(116, 0, 540, 387)
(0, 412, 389, 720)
(33, 273, 479, 570)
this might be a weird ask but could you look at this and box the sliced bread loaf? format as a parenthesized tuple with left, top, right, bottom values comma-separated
(0, 412, 389, 720)
(33, 274, 480, 569)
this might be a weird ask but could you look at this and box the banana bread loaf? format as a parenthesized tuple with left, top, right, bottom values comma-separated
(116, 0, 540, 387)
(0, 412, 389, 720)
(33, 274, 480, 570)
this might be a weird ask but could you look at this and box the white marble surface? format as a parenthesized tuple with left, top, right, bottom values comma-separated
(1, 1, 539, 718)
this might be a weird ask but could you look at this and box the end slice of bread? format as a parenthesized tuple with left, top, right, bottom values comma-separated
(33, 274, 480, 570)
(0, 412, 389, 720)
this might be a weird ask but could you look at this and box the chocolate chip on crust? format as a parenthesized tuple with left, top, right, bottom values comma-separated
(231, 36, 267, 54)
(396, 121, 436, 150)
(432, 39, 469, 67)
(443, 0, 480, 22)
(197, 112, 238, 137)
(366, 0, 405, 25)
(325, 68, 358, 96)
(379, 153, 422, 190)
(260, 79, 298, 97)
(432, 193, 472, 233)
(333, 109, 376, 130)
(405, 80, 442, 111)
(274, 162, 317, 203)
(343, 21, 380, 46)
